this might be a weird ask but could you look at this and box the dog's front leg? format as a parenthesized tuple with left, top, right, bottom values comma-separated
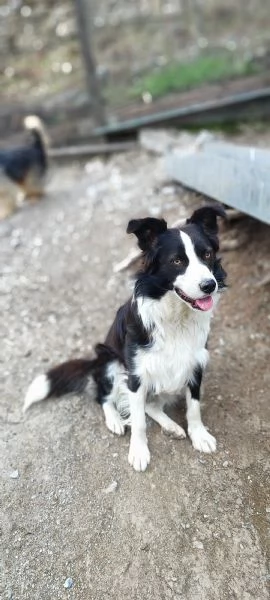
(127, 377, 150, 472)
(186, 365, 216, 453)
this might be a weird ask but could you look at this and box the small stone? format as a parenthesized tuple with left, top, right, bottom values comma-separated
(56, 212, 65, 222)
(10, 470, 19, 479)
(149, 206, 161, 217)
(33, 236, 43, 247)
(140, 543, 150, 551)
(48, 314, 57, 324)
(162, 185, 175, 196)
(142, 91, 152, 104)
(192, 540, 204, 550)
(223, 461, 229, 468)
(104, 480, 118, 494)
(64, 577, 74, 589)
(10, 238, 21, 249)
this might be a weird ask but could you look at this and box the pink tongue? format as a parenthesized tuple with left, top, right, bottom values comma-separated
(194, 296, 213, 311)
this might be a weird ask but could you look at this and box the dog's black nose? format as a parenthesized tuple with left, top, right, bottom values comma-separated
(199, 279, 216, 294)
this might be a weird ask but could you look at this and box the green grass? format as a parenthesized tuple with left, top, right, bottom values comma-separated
(129, 52, 258, 100)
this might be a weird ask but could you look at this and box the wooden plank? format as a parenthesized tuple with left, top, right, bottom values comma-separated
(49, 141, 137, 159)
(93, 88, 270, 137)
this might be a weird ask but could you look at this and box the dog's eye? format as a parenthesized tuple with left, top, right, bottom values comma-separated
(172, 258, 183, 265)
(204, 250, 212, 260)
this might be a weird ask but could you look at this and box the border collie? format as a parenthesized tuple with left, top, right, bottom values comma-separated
(24, 205, 227, 472)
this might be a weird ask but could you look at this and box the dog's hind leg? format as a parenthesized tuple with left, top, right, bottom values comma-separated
(102, 401, 126, 436)
(97, 359, 127, 436)
(145, 401, 186, 439)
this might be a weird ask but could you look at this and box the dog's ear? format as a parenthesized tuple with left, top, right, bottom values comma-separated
(187, 204, 225, 248)
(127, 217, 167, 251)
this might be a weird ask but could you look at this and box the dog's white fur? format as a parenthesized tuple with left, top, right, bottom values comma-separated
(99, 231, 219, 471)
(175, 231, 218, 299)
(24, 374, 49, 412)
(24, 229, 221, 472)
(102, 294, 215, 470)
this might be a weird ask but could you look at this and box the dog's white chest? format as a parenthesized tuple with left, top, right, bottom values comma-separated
(135, 313, 210, 395)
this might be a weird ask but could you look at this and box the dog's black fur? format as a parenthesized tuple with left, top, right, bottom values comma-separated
(25, 205, 227, 471)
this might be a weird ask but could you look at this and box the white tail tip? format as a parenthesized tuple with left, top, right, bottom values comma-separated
(24, 115, 43, 131)
(23, 374, 50, 413)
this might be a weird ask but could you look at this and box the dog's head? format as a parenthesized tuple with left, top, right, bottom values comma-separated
(127, 205, 227, 312)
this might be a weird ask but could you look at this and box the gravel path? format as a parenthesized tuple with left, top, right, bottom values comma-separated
(1, 148, 269, 599)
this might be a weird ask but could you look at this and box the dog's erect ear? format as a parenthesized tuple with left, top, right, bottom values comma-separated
(187, 204, 225, 249)
(127, 217, 167, 251)
(187, 204, 226, 235)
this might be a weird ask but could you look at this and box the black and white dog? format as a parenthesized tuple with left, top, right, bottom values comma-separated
(24, 205, 227, 472)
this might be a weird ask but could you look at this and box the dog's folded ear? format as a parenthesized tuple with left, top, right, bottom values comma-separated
(187, 204, 226, 249)
(127, 217, 167, 251)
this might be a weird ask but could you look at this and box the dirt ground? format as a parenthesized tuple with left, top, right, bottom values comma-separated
(1, 138, 270, 599)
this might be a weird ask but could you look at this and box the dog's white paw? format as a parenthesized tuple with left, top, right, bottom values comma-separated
(105, 412, 125, 436)
(128, 437, 150, 472)
(162, 422, 186, 439)
(189, 425, 216, 453)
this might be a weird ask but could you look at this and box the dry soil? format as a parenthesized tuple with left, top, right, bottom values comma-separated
(1, 144, 269, 599)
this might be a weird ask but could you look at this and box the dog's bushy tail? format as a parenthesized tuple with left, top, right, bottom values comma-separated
(24, 115, 49, 151)
(23, 115, 49, 176)
(23, 357, 97, 413)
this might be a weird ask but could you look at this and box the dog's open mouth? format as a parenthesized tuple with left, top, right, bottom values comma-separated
(174, 287, 213, 311)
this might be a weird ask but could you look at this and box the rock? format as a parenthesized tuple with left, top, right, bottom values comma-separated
(192, 540, 204, 550)
(139, 129, 195, 155)
(10, 470, 19, 479)
(64, 577, 74, 589)
(161, 185, 176, 196)
(104, 480, 118, 494)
